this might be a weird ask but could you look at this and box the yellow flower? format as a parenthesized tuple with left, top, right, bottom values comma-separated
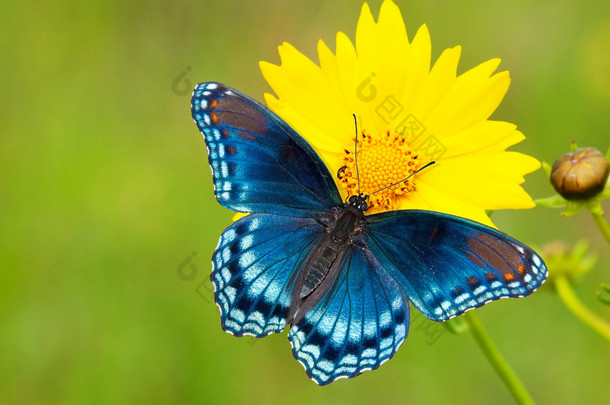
(260, 0, 539, 227)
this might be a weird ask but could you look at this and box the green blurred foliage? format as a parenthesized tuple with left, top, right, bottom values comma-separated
(1, 0, 609, 404)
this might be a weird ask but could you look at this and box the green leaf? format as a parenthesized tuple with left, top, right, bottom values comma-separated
(534, 195, 567, 208)
(562, 201, 586, 217)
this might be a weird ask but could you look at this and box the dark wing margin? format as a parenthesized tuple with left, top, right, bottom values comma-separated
(191, 82, 343, 216)
(364, 210, 548, 322)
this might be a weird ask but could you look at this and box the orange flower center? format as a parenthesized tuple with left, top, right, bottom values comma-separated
(338, 130, 420, 212)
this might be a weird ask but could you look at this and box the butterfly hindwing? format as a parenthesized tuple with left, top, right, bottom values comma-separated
(364, 210, 548, 322)
(191, 82, 343, 216)
(212, 213, 325, 337)
(288, 236, 410, 385)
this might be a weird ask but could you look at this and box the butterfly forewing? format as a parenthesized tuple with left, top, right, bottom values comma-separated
(364, 210, 548, 321)
(191, 82, 342, 216)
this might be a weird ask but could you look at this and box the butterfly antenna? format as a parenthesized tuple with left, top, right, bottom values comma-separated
(353, 114, 361, 195)
(367, 161, 436, 198)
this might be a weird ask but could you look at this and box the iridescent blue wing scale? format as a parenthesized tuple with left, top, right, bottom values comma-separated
(212, 213, 325, 337)
(364, 210, 548, 321)
(288, 235, 410, 385)
(191, 82, 342, 216)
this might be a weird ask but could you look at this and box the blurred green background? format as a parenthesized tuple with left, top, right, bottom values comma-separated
(2, 0, 609, 403)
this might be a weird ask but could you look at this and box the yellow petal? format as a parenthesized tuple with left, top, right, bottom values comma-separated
(422, 151, 540, 209)
(410, 45, 461, 124)
(426, 60, 510, 137)
(438, 121, 524, 158)
(356, 1, 410, 98)
(399, 25, 431, 114)
(260, 44, 353, 152)
(232, 212, 249, 221)
(399, 180, 496, 227)
(335, 31, 379, 136)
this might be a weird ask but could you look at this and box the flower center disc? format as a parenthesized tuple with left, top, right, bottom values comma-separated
(339, 130, 420, 212)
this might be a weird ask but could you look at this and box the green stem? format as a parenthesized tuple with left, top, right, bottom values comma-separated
(554, 275, 610, 342)
(591, 212, 610, 246)
(464, 311, 536, 405)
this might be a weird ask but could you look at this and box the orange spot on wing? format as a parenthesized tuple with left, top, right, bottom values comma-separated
(210, 113, 219, 124)
(467, 276, 479, 286)
(209, 99, 218, 108)
(517, 263, 526, 274)
(503, 273, 515, 281)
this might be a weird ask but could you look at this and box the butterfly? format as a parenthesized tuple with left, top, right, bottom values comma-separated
(191, 82, 548, 385)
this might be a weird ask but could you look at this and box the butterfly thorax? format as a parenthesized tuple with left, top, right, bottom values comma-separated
(288, 195, 367, 324)
(330, 196, 367, 243)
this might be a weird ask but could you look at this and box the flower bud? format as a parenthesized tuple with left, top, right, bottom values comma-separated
(550, 147, 609, 200)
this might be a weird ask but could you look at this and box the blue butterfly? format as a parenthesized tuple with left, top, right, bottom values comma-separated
(191, 82, 547, 385)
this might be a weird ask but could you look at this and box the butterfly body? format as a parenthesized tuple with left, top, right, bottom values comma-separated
(289, 195, 368, 324)
(191, 81, 548, 385)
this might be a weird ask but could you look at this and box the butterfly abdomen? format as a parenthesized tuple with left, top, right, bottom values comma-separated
(300, 242, 341, 298)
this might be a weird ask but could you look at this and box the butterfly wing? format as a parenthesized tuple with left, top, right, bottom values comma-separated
(212, 212, 326, 337)
(288, 235, 410, 385)
(364, 210, 547, 322)
(191, 82, 342, 216)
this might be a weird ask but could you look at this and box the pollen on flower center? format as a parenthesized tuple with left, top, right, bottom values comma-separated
(338, 130, 420, 212)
